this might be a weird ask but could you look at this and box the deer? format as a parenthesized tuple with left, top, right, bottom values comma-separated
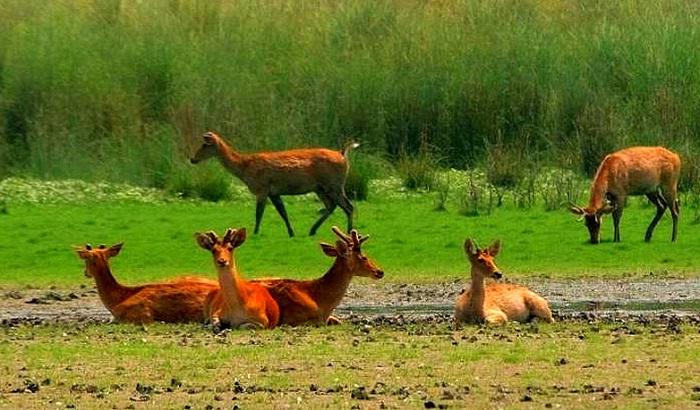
(569, 146, 681, 244)
(75, 243, 219, 324)
(454, 239, 554, 325)
(253, 226, 384, 326)
(190, 131, 359, 237)
(195, 227, 280, 330)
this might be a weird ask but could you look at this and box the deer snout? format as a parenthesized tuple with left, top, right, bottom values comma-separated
(190, 158, 198, 164)
(216, 258, 228, 267)
(373, 270, 385, 279)
(493, 271, 503, 279)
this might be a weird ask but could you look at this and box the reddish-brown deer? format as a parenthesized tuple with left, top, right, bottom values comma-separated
(190, 131, 358, 237)
(569, 146, 681, 244)
(75, 243, 218, 324)
(454, 239, 553, 325)
(195, 227, 280, 330)
(254, 227, 384, 326)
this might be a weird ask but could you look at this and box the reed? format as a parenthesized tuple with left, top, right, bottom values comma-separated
(2, 0, 700, 189)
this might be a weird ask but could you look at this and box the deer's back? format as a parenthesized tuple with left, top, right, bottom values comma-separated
(598, 146, 681, 196)
(114, 277, 218, 323)
(254, 278, 329, 325)
(241, 149, 349, 195)
(457, 283, 544, 323)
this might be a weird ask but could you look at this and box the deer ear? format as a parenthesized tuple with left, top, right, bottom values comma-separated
(488, 240, 501, 257)
(76, 249, 90, 260)
(203, 132, 217, 143)
(464, 239, 477, 256)
(230, 228, 247, 248)
(320, 243, 339, 257)
(107, 243, 124, 258)
(195, 232, 214, 250)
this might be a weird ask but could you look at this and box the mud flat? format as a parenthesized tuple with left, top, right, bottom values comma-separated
(2, 278, 700, 325)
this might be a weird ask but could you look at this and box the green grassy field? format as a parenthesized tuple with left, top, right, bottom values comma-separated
(1, 179, 700, 409)
(0, 188, 695, 289)
(2, 320, 700, 409)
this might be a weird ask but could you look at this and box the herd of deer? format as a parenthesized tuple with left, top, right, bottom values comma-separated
(75, 132, 682, 328)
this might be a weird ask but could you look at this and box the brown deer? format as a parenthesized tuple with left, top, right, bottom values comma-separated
(569, 146, 681, 244)
(254, 227, 384, 326)
(454, 239, 553, 325)
(195, 227, 280, 330)
(75, 243, 218, 324)
(190, 131, 358, 237)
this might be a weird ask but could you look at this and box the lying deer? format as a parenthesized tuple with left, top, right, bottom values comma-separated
(570, 146, 681, 244)
(254, 227, 384, 326)
(75, 243, 218, 324)
(191, 131, 358, 237)
(195, 227, 280, 330)
(454, 239, 553, 325)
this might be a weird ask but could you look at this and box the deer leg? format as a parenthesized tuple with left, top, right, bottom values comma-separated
(309, 192, 336, 236)
(336, 193, 355, 233)
(645, 193, 667, 242)
(662, 188, 680, 242)
(270, 195, 295, 237)
(612, 205, 623, 242)
(254, 196, 268, 235)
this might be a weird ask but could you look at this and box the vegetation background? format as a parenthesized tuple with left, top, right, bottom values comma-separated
(2, 0, 700, 197)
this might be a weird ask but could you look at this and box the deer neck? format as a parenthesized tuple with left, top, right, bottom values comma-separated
(467, 267, 487, 317)
(216, 261, 245, 311)
(215, 139, 246, 177)
(89, 258, 135, 312)
(312, 258, 355, 313)
(588, 166, 611, 212)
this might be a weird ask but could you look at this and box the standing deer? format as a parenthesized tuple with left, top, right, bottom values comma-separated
(569, 146, 681, 244)
(190, 131, 358, 237)
(454, 239, 553, 325)
(195, 227, 280, 330)
(75, 243, 218, 324)
(254, 227, 384, 326)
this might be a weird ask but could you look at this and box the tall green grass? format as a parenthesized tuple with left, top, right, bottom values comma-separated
(0, 194, 697, 289)
(2, 0, 700, 186)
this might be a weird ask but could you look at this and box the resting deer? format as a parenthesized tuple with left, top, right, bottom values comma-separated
(75, 243, 218, 324)
(570, 146, 681, 244)
(454, 239, 553, 325)
(195, 227, 280, 330)
(190, 131, 359, 237)
(254, 227, 384, 326)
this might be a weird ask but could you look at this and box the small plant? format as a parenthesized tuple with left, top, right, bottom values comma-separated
(460, 171, 490, 217)
(397, 138, 442, 192)
(166, 164, 232, 202)
(433, 173, 451, 212)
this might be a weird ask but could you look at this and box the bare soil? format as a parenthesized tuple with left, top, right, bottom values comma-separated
(2, 277, 700, 325)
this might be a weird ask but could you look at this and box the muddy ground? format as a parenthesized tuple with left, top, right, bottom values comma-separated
(2, 277, 700, 325)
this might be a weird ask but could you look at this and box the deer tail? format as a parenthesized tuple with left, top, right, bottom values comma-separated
(341, 141, 360, 157)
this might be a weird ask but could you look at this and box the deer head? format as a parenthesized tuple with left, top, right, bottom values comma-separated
(569, 203, 615, 244)
(320, 226, 384, 279)
(464, 238, 502, 280)
(75, 243, 124, 277)
(190, 131, 222, 164)
(195, 227, 247, 268)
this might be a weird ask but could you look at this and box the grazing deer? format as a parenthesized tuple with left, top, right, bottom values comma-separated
(454, 239, 553, 325)
(195, 227, 280, 330)
(569, 146, 681, 244)
(75, 243, 218, 324)
(254, 227, 384, 326)
(190, 131, 359, 237)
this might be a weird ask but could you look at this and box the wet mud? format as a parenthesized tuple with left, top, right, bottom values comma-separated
(2, 277, 700, 325)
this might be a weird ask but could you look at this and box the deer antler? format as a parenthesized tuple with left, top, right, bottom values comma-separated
(332, 226, 352, 245)
(223, 228, 237, 244)
(205, 231, 219, 243)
